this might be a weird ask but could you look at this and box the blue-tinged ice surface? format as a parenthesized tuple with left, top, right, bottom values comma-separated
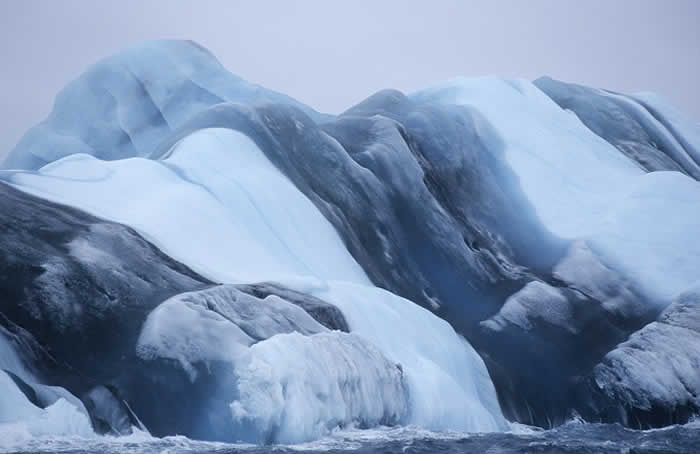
(1, 320, 93, 441)
(0, 336, 93, 443)
(2, 40, 328, 170)
(583, 171, 700, 303)
(136, 285, 329, 376)
(136, 285, 409, 443)
(281, 280, 507, 433)
(411, 77, 644, 239)
(595, 285, 700, 406)
(631, 92, 700, 169)
(3, 40, 700, 442)
(411, 77, 700, 306)
(535, 77, 700, 178)
(231, 331, 407, 444)
(2, 127, 507, 440)
(5, 129, 370, 285)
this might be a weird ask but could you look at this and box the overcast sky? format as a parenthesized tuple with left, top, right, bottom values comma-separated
(1, 1, 698, 161)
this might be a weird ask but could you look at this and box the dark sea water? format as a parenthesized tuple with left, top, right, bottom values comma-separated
(5, 421, 700, 454)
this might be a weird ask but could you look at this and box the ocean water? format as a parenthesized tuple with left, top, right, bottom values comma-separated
(3, 420, 699, 454)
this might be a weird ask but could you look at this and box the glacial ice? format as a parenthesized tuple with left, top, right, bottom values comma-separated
(411, 77, 644, 239)
(481, 281, 575, 334)
(2, 39, 700, 441)
(5, 129, 371, 285)
(412, 77, 700, 305)
(2, 41, 326, 170)
(534, 77, 700, 178)
(4, 77, 700, 437)
(137, 290, 256, 380)
(630, 92, 700, 168)
(136, 285, 409, 443)
(0, 373, 93, 443)
(282, 280, 508, 433)
(136, 285, 327, 374)
(584, 285, 700, 424)
(135, 282, 503, 443)
(0, 338, 93, 446)
(232, 331, 407, 444)
(7, 127, 507, 439)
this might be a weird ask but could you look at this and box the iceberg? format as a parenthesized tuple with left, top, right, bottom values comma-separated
(2, 40, 700, 442)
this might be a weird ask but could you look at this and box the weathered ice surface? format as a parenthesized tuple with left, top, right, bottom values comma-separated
(573, 287, 700, 428)
(136, 284, 409, 443)
(235, 282, 350, 332)
(0, 187, 409, 442)
(152, 98, 559, 325)
(535, 76, 700, 179)
(146, 92, 700, 427)
(0, 180, 213, 438)
(0, 180, 211, 382)
(478, 242, 658, 426)
(2, 40, 700, 442)
(2, 127, 508, 438)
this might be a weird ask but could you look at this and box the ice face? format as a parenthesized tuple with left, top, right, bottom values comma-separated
(15, 128, 505, 439)
(5, 128, 371, 285)
(0, 343, 93, 448)
(629, 92, 700, 169)
(580, 286, 700, 425)
(2, 40, 700, 438)
(411, 77, 644, 240)
(231, 331, 408, 444)
(411, 77, 700, 306)
(2, 41, 328, 170)
(534, 77, 700, 179)
(281, 280, 508, 433)
(0, 373, 93, 444)
(136, 285, 327, 377)
(134, 283, 502, 442)
(134, 285, 409, 443)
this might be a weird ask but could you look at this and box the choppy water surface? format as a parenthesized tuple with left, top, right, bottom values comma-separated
(4, 421, 699, 454)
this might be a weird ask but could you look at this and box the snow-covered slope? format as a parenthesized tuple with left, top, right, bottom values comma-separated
(2, 40, 700, 441)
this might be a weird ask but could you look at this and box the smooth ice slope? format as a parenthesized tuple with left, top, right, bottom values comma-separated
(4, 128, 370, 285)
(2, 40, 327, 170)
(412, 77, 643, 239)
(534, 77, 700, 178)
(584, 171, 700, 302)
(412, 78, 700, 304)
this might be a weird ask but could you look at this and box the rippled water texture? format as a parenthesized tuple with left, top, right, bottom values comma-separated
(4, 421, 700, 454)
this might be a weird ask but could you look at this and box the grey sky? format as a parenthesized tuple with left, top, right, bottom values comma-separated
(1, 1, 698, 161)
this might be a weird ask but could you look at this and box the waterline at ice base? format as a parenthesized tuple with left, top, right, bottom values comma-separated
(1, 41, 699, 453)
